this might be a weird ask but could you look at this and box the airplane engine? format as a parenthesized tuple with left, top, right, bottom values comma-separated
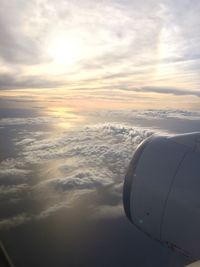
(123, 132, 200, 259)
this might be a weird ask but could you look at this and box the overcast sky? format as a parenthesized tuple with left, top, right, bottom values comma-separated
(0, 0, 200, 106)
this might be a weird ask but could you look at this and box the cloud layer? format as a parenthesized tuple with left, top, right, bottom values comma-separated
(0, 119, 154, 229)
(0, 0, 200, 99)
(1, 108, 200, 229)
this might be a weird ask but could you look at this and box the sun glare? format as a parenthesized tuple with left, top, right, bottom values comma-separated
(44, 107, 84, 129)
(48, 37, 81, 66)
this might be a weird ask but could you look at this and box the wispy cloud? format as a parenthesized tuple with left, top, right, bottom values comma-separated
(0, 0, 199, 97)
(0, 73, 62, 90)
(133, 86, 200, 98)
(0, 213, 32, 230)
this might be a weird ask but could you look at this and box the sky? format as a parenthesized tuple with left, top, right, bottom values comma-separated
(0, 0, 200, 267)
(0, 0, 200, 109)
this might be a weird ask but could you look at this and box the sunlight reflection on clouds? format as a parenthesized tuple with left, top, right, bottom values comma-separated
(1, 109, 200, 229)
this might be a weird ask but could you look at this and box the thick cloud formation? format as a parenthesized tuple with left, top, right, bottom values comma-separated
(1, 109, 200, 229)
(0, 119, 153, 229)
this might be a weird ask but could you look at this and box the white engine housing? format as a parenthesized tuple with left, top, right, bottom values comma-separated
(123, 133, 200, 259)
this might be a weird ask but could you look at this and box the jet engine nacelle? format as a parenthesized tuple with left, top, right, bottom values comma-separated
(123, 132, 200, 259)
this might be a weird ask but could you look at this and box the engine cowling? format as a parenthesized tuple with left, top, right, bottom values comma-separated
(123, 133, 200, 259)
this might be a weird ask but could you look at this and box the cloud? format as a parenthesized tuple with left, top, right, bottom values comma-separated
(0, 73, 62, 90)
(35, 170, 115, 198)
(134, 86, 200, 98)
(90, 109, 200, 122)
(0, 121, 154, 228)
(0, 0, 199, 94)
(35, 202, 71, 220)
(1, 109, 200, 229)
(0, 158, 30, 179)
(133, 109, 200, 120)
(15, 138, 36, 146)
(17, 123, 153, 168)
(0, 3, 34, 64)
(0, 182, 123, 230)
(0, 116, 62, 126)
(0, 213, 32, 230)
(0, 184, 28, 201)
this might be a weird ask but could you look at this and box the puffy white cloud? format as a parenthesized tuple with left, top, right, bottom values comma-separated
(15, 123, 153, 184)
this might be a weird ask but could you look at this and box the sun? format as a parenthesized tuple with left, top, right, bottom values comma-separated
(48, 37, 81, 66)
